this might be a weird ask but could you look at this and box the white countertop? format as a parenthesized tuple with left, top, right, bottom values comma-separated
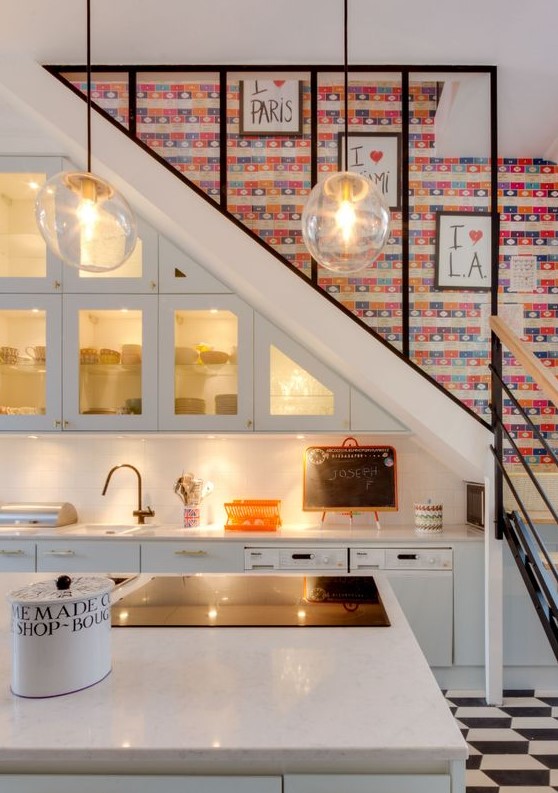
(0, 571, 467, 776)
(0, 522, 484, 543)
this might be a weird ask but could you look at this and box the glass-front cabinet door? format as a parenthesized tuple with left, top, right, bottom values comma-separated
(0, 295, 62, 431)
(158, 295, 253, 430)
(253, 314, 350, 431)
(0, 156, 63, 293)
(62, 294, 158, 430)
(61, 215, 159, 294)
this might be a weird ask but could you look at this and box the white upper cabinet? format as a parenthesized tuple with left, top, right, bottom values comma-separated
(158, 237, 231, 294)
(253, 314, 351, 432)
(62, 294, 158, 431)
(0, 156, 64, 293)
(0, 294, 62, 432)
(61, 216, 159, 294)
(158, 294, 253, 431)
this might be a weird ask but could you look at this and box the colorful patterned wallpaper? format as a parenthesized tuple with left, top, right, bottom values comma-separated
(72, 72, 557, 468)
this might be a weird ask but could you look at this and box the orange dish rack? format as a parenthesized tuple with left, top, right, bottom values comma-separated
(224, 500, 282, 532)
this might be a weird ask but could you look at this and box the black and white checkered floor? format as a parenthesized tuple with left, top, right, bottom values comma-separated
(445, 690, 558, 793)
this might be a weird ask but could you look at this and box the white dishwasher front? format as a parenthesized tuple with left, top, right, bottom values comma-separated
(350, 548, 453, 667)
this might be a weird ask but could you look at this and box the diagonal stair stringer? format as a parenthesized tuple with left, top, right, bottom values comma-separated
(0, 56, 492, 481)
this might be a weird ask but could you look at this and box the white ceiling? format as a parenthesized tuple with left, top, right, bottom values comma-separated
(1, 0, 558, 159)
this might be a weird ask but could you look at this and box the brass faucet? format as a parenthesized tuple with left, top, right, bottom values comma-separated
(102, 464, 155, 525)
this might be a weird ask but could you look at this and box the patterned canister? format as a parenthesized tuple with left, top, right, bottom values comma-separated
(414, 503, 443, 532)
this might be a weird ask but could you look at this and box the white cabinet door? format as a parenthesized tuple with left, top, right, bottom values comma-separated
(253, 313, 350, 432)
(387, 571, 453, 667)
(0, 540, 35, 571)
(158, 294, 253, 431)
(62, 294, 158, 431)
(0, 776, 281, 793)
(62, 216, 159, 294)
(285, 774, 451, 793)
(36, 540, 140, 573)
(141, 541, 245, 573)
(0, 155, 64, 293)
(158, 237, 231, 294)
(453, 543, 484, 666)
(0, 293, 62, 432)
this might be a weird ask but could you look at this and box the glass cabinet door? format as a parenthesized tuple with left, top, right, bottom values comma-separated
(0, 156, 63, 293)
(253, 314, 350, 431)
(0, 295, 62, 431)
(62, 294, 158, 430)
(61, 214, 159, 294)
(158, 295, 253, 430)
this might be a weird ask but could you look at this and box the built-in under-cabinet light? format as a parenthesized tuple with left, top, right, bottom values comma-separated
(27, 181, 40, 191)
(31, 308, 39, 314)
(209, 309, 219, 314)
(27, 435, 39, 440)
(207, 608, 218, 620)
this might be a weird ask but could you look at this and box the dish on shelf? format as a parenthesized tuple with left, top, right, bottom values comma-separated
(99, 348, 121, 364)
(199, 350, 229, 365)
(175, 397, 206, 415)
(0, 405, 44, 415)
(80, 347, 99, 364)
(215, 393, 237, 414)
(82, 408, 118, 415)
(175, 347, 198, 365)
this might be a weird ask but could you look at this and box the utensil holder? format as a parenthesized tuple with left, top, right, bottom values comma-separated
(183, 506, 200, 528)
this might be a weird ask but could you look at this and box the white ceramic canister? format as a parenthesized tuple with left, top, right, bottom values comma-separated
(7, 574, 114, 698)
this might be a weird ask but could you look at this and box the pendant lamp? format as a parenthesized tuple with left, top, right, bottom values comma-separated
(35, 0, 137, 272)
(301, 0, 390, 274)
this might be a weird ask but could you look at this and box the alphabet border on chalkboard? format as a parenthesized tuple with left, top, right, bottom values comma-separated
(434, 211, 492, 291)
(338, 131, 401, 210)
(239, 79, 304, 137)
(303, 444, 398, 512)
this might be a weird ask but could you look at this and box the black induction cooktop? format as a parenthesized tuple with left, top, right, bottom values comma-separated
(111, 575, 390, 628)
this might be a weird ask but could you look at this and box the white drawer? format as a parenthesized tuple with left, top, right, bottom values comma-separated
(36, 540, 140, 573)
(141, 541, 245, 573)
(0, 540, 35, 572)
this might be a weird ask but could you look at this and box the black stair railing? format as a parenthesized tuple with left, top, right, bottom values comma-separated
(46, 63, 499, 430)
(490, 316, 558, 663)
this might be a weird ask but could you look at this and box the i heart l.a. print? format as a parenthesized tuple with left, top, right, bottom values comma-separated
(469, 229, 483, 244)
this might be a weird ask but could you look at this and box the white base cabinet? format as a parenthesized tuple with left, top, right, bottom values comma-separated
(284, 773, 453, 793)
(0, 776, 281, 793)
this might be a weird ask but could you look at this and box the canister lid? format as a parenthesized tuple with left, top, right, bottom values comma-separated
(7, 575, 114, 604)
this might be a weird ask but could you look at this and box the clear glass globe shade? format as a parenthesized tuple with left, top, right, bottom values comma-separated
(35, 171, 137, 272)
(301, 171, 390, 274)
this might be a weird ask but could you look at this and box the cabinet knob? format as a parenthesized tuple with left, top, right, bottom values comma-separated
(150, 281, 157, 291)
(53, 280, 61, 290)
(246, 419, 253, 428)
(174, 550, 208, 557)
(43, 550, 76, 556)
(0, 549, 24, 556)
(63, 420, 70, 429)
(54, 420, 62, 429)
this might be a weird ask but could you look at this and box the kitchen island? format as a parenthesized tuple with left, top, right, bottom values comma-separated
(0, 571, 467, 792)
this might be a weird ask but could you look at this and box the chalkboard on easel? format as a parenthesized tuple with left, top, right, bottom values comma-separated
(303, 443, 398, 512)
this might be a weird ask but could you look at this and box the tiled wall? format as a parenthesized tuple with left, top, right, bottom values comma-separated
(0, 434, 467, 528)
(72, 72, 558, 467)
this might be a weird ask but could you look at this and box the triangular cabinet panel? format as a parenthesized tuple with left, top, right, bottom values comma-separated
(350, 388, 408, 433)
(158, 237, 231, 294)
(254, 314, 350, 432)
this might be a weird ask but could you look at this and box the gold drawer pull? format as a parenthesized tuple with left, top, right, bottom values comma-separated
(173, 549, 208, 557)
(0, 549, 25, 556)
(43, 550, 76, 556)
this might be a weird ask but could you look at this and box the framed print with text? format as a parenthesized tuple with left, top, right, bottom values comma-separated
(338, 131, 401, 210)
(239, 79, 303, 136)
(435, 211, 492, 291)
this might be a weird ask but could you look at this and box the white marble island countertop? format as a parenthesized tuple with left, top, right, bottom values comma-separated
(0, 572, 466, 777)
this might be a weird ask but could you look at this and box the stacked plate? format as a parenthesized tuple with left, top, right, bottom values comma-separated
(215, 393, 237, 415)
(175, 397, 206, 415)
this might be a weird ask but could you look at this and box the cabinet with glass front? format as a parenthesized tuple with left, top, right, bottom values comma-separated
(62, 294, 158, 430)
(0, 156, 64, 293)
(158, 295, 253, 430)
(0, 295, 62, 431)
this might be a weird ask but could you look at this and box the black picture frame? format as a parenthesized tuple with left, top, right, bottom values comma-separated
(434, 211, 492, 291)
(239, 79, 303, 137)
(338, 131, 402, 210)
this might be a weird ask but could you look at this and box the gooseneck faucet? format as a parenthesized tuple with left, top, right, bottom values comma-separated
(102, 464, 155, 525)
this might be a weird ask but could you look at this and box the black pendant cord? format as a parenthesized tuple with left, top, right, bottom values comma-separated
(86, 0, 92, 173)
(343, 0, 349, 169)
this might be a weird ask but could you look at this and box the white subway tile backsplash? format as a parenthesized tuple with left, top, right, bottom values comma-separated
(0, 434, 467, 527)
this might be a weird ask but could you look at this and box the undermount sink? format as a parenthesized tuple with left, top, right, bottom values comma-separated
(80, 524, 158, 536)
